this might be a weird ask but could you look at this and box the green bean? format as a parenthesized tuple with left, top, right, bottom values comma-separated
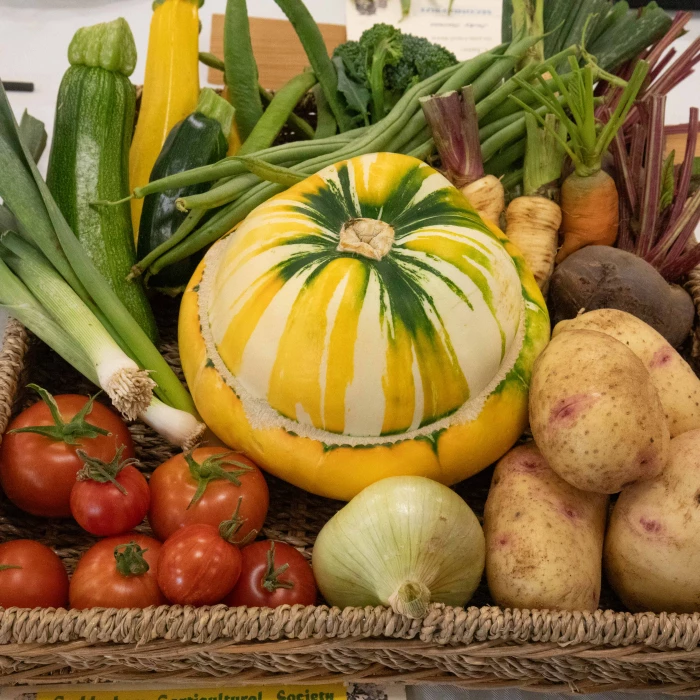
(471, 34, 543, 102)
(131, 209, 206, 279)
(199, 51, 225, 72)
(479, 105, 545, 143)
(146, 64, 463, 273)
(259, 85, 315, 139)
(179, 172, 262, 211)
(407, 139, 435, 161)
(481, 113, 529, 162)
(148, 182, 283, 277)
(274, 0, 353, 132)
(313, 84, 337, 139)
(240, 71, 318, 155)
(133, 135, 358, 199)
(480, 70, 575, 125)
(399, 127, 432, 156)
(475, 46, 575, 121)
(501, 167, 524, 191)
(484, 139, 525, 177)
(385, 49, 503, 153)
(224, 0, 263, 140)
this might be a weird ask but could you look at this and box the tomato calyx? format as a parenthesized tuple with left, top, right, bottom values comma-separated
(9, 385, 110, 445)
(76, 445, 140, 496)
(219, 497, 258, 546)
(185, 451, 253, 509)
(0, 564, 22, 571)
(261, 541, 295, 593)
(114, 542, 150, 577)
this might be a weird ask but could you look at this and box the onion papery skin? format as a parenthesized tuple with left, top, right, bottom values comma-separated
(311, 475, 486, 614)
(179, 153, 550, 500)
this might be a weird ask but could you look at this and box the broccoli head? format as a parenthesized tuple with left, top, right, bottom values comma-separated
(332, 24, 458, 123)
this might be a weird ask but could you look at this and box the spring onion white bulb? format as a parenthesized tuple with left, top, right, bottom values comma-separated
(0, 232, 154, 420)
(312, 476, 485, 618)
(0, 256, 205, 447)
(139, 398, 206, 449)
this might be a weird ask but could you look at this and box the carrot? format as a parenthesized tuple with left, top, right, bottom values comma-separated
(511, 57, 649, 262)
(420, 86, 505, 226)
(558, 169, 618, 262)
(506, 113, 564, 291)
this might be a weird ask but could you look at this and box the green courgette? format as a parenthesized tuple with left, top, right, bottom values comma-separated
(136, 88, 234, 295)
(47, 18, 158, 342)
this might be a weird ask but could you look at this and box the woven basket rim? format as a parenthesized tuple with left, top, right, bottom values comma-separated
(3, 319, 700, 654)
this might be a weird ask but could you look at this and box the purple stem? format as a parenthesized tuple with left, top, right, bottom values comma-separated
(629, 123, 646, 212)
(420, 88, 482, 188)
(618, 197, 634, 252)
(669, 107, 699, 228)
(610, 118, 636, 211)
(645, 12, 691, 69)
(651, 186, 700, 269)
(636, 95, 667, 258)
(659, 242, 700, 281)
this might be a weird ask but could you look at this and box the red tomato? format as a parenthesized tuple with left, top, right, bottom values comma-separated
(148, 447, 268, 543)
(70, 452, 150, 536)
(224, 541, 317, 608)
(157, 524, 242, 606)
(69, 533, 165, 610)
(0, 539, 69, 609)
(0, 388, 134, 518)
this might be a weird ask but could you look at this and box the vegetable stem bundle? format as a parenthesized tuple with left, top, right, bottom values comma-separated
(512, 57, 649, 261)
(0, 81, 203, 447)
(129, 35, 578, 279)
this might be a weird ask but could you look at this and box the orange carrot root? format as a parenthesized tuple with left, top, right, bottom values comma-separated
(557, 169, 618, 263)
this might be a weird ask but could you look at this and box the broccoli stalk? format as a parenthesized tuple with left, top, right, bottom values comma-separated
(369, 35, 402, 122)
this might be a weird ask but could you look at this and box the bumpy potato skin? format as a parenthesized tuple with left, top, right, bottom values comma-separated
(554, 309, 700, 437)
(605, 430, 700, 613)
(485, 443, 608, 611)
(530, 329, 670, 494)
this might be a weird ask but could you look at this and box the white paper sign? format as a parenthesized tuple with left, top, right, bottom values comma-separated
(345, 0, 503, 60)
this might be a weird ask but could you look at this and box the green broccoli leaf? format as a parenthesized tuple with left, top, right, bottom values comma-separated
(333, 56, 370, 126)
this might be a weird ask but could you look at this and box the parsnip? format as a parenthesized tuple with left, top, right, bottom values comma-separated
(506, 195, 561, 291)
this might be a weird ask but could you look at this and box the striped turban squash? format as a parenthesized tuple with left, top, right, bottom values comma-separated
(179, 153, 550, 500)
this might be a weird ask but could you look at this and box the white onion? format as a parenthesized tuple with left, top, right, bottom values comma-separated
(312, 476, 485, 618)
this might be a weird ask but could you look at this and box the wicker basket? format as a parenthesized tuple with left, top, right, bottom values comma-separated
(4, 294, 700, 696)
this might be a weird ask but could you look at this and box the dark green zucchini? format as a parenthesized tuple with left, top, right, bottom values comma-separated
(47, 17, 158, 342)
(136, 88, 233, 295)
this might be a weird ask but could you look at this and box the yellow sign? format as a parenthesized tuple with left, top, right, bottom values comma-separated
(38, 686, 347, 700)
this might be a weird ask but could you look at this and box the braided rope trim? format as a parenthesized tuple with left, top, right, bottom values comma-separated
(0, 319, 27, 441)
(1, 604, 700, 651)
(686, 266, 700, 361)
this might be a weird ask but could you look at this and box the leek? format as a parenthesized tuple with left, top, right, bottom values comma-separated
(0, 231, 153, 420)
(0, 255, 204, 448)
(0, 83, 195, 414)
(0, 89, 205, 446)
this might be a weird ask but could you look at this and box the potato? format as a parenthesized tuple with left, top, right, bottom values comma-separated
(554, 309, 700, 437)
(530, 329, 670, 493)
(605, 430, 700, 612)
(484, 442, 608, 611)
(548, 245, 695, 347)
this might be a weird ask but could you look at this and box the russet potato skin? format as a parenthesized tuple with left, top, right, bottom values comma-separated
(605, 430, 700, 613)
(530, 329, 670, 494)
(554, 309, 700, 437)
(484, 443, 608, 611)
